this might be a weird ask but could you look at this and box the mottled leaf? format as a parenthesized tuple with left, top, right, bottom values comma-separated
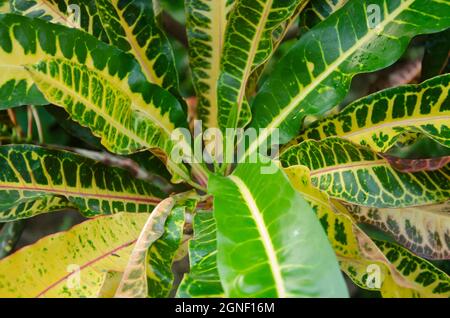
(177, 211, 224, 298)
(288, 74, 450, 153)
(0, 212, 149, 297)
(280, 138, 450, 208)
(0, 144, 165, 221)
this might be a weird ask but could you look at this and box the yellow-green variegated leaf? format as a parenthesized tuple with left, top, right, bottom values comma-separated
(0, 13, 192, 182)
(284, 165, 450, 298)
(147, 205, 185, 297)
(299, 0, 347, 33)
(280, 138, 450, 208)
(177, 211, 224, 298)
(10, 0, 179, 92)
(374, 240, 450, 297)
(341, 200, 450, 260)
(217, 0, 306, 130)
(115, 198, 175, 298)
(98, 204, 185, 298)
(244, 0, 450, 162)
(0, 145, 165, 221)
(185, 0, 235, 129)
(289, 74, 450, 152)
(0, 212, 149, 298)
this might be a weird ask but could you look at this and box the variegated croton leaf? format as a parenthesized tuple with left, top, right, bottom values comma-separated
(341, 200, 450, 260)
(185, 0, 235, 129)
(9, 0, 179, 93)
(0, 144, 165, 221)
(177, 211, 224, 298)
(280, 138, 450, 208)
(0, 13, 199, 184)
(244, 0, 450, 160)
(288, 74, 450, 152)
(114, 198, 185, 298)
(0, 212, 149, 297)
(217, 0, 306, 131)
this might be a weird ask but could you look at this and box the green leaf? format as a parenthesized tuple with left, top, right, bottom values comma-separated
(209, 158, 348, 297)
(0, 212, 149, 297)
(287, 74, 450, 153)
(244, 0, 450, 160)
(147, 204, 185, 297)
(10, 0, 179, 93)
(0, 144, 165, 221)
(115, 198, 175, 298)
(185, 0, 235, 129)
(299, 0, 347, 34)
(341, 200, 450, 260)
(177, 211, 224, 298)
(217, 0, 306, 131)
(280, 138, 450, 208)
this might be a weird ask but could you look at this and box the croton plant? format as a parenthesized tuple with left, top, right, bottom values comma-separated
(0, 0, 448, 298)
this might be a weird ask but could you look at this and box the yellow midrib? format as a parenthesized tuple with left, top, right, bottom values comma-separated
(233, 0, 274, 126)
(245, 0, 415, 158)
(203, 0, 229, 128)
(229, 175, 286, 298)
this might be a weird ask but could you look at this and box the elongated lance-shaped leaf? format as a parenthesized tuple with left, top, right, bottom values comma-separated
(299, 0, 347, 34)
(0, 212, 149, 297)
(10, 0, 179, 93)
(243, 0, 450, 161)
(284, 165, 450, 297)
(217, 0, 306, 131)
(0, 220, 24, 259)
(115, 198, 175, 298)
(422, 28, 450, 81)
(341, 200, 450, 260)
(280, 138, 450, 208)
(0, 13, 192, 182)
(98, 205, 185, 298)
(147, 205, 185, 297)
(0, 145, 165, 221)
(287, 74, 450, 153)
(94, 0, 179, 93)
(209, 158, 348, 297)
(185, 0, 235, 129)
(177, 211, 224, 298)
(340, 238, 450, 297)
(374, 239, 450, 296)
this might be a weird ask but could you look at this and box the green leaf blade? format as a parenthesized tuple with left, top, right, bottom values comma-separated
(209, 159, 348, 297)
